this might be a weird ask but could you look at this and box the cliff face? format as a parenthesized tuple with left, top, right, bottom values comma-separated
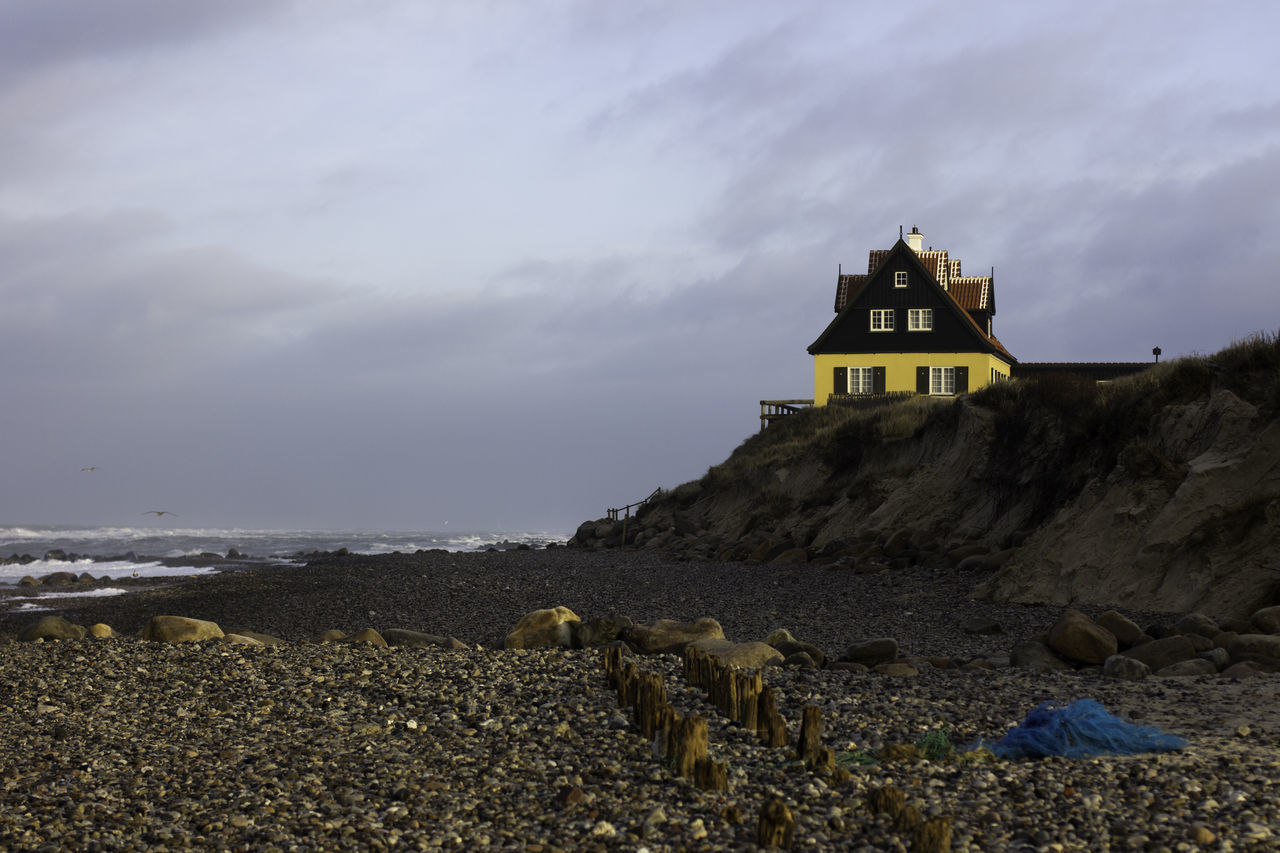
(571, 335, 1280, 622)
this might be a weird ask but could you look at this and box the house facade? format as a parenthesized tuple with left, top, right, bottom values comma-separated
(808, 227, 1016, 405)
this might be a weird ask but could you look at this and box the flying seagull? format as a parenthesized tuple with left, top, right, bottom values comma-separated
(81, 467, 97, 472)
(142, 510, 177, 517)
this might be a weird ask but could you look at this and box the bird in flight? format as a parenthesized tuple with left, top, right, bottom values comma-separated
(142, 510, 177, 517)
(81, 467, 98, 472)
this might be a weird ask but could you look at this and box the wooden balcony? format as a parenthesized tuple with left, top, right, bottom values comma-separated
(759, 399, 814, 431)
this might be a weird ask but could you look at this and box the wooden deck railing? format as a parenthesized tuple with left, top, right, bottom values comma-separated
(607, 487, 663, 522)
(759, 399, 813, 431)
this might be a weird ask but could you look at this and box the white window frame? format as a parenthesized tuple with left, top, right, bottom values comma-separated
(869, 308, 894, 331)
(894, 271, 908, 288)
(908, 308, 933, 331)
(847, 366, 874, 395)
(930, 366, 955, 395)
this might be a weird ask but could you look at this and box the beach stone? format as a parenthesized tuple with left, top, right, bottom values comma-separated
(623, 617, 724, 654)
(17, 575, 38, 587)
(1155, 658, 1218, 677)
(1228, 634, 1280, 667)
(688, 638, 783, 669)
(784, 651, 817, 669)
(828, 661, 870, 673)
(1199, 647, 1231, 670)
(1103, 654, 1150, 680)
(1175, 612, 1221, 639)
(874, 661, 919, 676)
(573, 615, 633, 648)
(222, 629, 287, 645)
(315, 629, 348, 643)
(1250, 605, 1280, 634)
(505, 606, 581, 649)
(1222, 661, 1269, 678)
(769, 639, 827, 668)
(143, 615, 224, 643)
(382, 628, 465, 649)
(41, 570, 76, 585)
(223, 633, 264, 646)
(1047, 609, 1117, 665)
(1212, 630, 1239, 650)
(1122, 635, 1198, 670)
(1009, 639, 1074, 671)
(1096, 610, 1150, 648)
(962, 615, 1003, 635)
(840, 637, 898, 667)
(20, 615, 86, 642)
(764, 628, 797, 645)
(88, 623, 115, 638)
(350, 628, 387, 646)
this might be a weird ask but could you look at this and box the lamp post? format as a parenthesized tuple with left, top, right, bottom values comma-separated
(1153, 346, 1162, 363)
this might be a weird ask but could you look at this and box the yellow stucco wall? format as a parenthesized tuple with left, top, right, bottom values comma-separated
(812, 352, 1012, 405)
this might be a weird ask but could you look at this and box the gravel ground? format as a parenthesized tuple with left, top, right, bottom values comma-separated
(3, 549, 1279, 851)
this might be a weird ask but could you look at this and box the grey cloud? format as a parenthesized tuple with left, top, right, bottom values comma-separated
(0, 1, 282, 87)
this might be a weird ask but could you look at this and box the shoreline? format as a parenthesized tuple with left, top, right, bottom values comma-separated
(4, 549, 1280, 850)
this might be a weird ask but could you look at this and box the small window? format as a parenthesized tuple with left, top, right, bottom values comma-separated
(908, 308, 933, 331)
(848, 367, 873, 395)
(894, 271, 908, 288)
(870, 308, 894, 331)
(930, 366, 955, 395)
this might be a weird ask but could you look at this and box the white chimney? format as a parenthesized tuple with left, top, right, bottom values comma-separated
(905, 225, 923, 253)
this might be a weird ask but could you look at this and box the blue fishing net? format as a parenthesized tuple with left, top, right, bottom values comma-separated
(977, 699, 1187, 759)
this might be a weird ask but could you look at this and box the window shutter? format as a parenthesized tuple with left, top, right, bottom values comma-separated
(833, 367, 847, 395)
(956, 366, 969, 393)
(916, 366, 930, 394)
(872, 366, 886, 395)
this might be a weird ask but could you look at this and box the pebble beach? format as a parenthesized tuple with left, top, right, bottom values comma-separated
(3, 548, 1280, 851)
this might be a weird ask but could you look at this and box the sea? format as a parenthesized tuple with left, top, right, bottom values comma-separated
(0, 524, 569, 613)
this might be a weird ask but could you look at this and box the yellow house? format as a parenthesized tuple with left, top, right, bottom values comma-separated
(808, 227, 1015, 404)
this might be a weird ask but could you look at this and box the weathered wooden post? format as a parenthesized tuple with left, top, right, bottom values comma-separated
(756, 685, 789, 748)
(668, 714, 708, 779)
(797, 704, 823, 764)
(756, 798, 795, 849)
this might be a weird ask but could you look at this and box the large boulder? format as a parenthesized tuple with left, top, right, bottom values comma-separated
(222, 629, 286, 645)
(1228, 634, 1280, 667)
(20, 615, 86, 642)
(688, 638, 783, 669)
(1174, 612, 1221, 640)
(840, 638, 898, 668)
(1096, 610, 1150, 648)
(574, 615, 634, 648)
(1009, 639, 1074, 671)
(1154, 658, 1218, 677)
(383, 628, 466, 650)
(1121, 635, 1198, 671)
(349, 628, 388, 646)
(143, 615, 224, 643)
(623, 617, 724, 654)
(505, 606, 581, 650)
(1103, 654, 1151, 680)
(1250, 605, 1280, 634)
(1047, 609, 1117, 665)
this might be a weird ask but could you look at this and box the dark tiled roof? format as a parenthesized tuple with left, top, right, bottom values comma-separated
(830, 240, 1010, 361)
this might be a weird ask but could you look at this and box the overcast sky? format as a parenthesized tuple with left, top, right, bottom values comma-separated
(2, 1, 1277, 533)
